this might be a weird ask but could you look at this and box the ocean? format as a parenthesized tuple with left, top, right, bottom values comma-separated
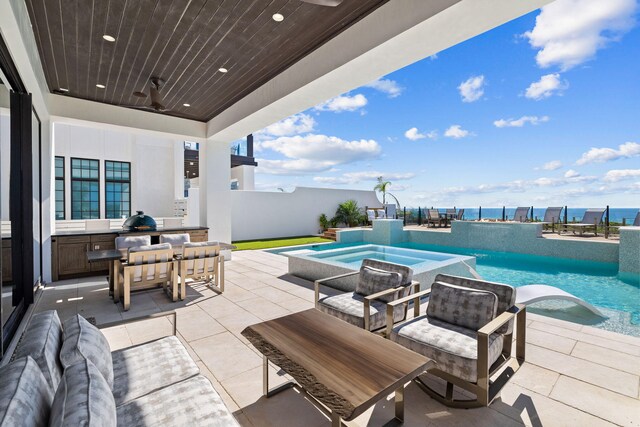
(404, 207, 639, 224)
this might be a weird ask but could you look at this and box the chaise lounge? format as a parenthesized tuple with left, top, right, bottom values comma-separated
(557, 208, 605, 236)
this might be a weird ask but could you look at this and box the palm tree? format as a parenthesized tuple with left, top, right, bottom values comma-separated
(334, 200, 362, 227)
(374, 176, 390, 204)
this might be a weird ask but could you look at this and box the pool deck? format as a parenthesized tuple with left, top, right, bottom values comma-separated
(28, 249, 640, 426)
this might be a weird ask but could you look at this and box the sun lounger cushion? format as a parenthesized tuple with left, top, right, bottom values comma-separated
(0, 356, 53, 427)
(318, 292, 406, 330)
(13, 310, 64, 393)
(49, 359, 116, 427)
(391, 316, 503, 382)
(355, 266, 403, 302)
(60, 315, 114, 390)
(116, 375, 240, 426)
(434, 274, 516, 334)
(111, 336, 200, 406)
(427, 282, 498, 331)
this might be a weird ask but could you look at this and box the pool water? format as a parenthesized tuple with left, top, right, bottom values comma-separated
(308, 245, 457, 269)
(272, 241, 640, 336)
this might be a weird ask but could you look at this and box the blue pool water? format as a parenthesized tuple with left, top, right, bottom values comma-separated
(272, 242, 640, 335)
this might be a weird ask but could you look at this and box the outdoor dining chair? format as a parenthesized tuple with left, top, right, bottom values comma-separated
(386, 274, 526, 408)
(159, 233, 190, 255)
(121, 243, 177, 311)
(178, 242, 224, 298)
(314, 259, 419, 332)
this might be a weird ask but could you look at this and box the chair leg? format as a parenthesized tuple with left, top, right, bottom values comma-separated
(172, 263, 179, 302)
(123, 271, 131, 311)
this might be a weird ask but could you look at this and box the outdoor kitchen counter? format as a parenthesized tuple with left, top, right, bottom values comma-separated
(51, 226, 209, 281)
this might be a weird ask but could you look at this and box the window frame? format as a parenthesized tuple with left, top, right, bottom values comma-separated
(104, 160, 131, 219)
(70, 157, 100, 220)
(54, 156, 65, 220)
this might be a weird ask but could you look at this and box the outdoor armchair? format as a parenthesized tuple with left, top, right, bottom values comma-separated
(178, 242, 224, 298)
(366, 209, 376, 224)
(426, 209, 444, 227)
(314, 259, 419, 332)
(557, 208, 605, 236)
(386, 273, 526, 408)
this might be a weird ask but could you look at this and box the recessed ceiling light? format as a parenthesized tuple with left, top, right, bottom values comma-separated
(59, 88, 69, 92)
(96, 84, 106, 89)
(218, 67, 228, 73)
(183, 103, 190, 107)
(272, 13, 284, 22)
(103, 35, 115, 42)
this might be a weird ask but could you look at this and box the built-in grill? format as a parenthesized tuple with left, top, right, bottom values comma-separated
(122, 211, 157, 232)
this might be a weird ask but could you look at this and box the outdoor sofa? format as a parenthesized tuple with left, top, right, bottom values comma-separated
(0, 310, 238, 426)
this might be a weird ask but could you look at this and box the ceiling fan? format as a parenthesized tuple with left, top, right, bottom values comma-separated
(300, 0, 343, 6)
(127, 77, 172, 112)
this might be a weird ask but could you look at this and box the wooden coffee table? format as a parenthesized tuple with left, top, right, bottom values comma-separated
(242, 309, 434, 426)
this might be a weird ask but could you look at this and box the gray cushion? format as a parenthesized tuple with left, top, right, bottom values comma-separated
(49, 359, 116, 427)
(356, 266, 403, 303)
(14, 310, 64, 393)
(115, 236, 151, 250)
(116, 375, 239, 427)
(427, 282, 498, 331)
(111, 336, 200, 406)
(391, 316, 504, 382)
(434, 274, 516, 334)
(159, 233, 190, 248)
(0, 356, 53, 427)
(318, 292, 406, 331)
(60, 315, 114, 390)
(362, 259, 413, 285)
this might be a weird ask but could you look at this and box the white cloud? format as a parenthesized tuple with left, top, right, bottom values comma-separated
(524, 0, 637, 70)
(444, 125, 472, 139)
(458, 75, 485, 102)
(564, 169, 580, 178)
(525, 73, 568, 100)
(313, 171, 415, 185)
(539, 160, 563, 171)
(364, 78, 403, 98)
(576, 142, 640, 165)
(494, 115, 550, 128)
(256, 159, 336, 176)
(603, 169, 640, 182)
(255, 113, 316, 139)
(314, 94, 367, 112)
(404, 127, 437, 141)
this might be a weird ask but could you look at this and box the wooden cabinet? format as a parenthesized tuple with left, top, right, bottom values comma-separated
(54, 236, 90, 277)
(1, 239, 11, 283)
(188, 230, 208, 242)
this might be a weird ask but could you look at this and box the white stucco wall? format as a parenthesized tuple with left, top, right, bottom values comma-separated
(53, 122, 185, 220)
(230, 187, 382, 241)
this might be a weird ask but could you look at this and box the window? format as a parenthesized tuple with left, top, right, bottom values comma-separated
(54, 156, 65, 219)
(71, 158, 99, 219)
(105, 161, 130, 219)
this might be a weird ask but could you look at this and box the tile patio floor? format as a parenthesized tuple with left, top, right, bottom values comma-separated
(33, 250, 639, 426)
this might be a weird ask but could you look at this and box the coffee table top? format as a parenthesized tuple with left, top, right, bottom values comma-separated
(242, 309, 434, 420)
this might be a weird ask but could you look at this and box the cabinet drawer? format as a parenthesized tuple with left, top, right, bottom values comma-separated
(57, 235, 91, 244)
(188, 231, 208, 242)
(90, 234, 116, 243)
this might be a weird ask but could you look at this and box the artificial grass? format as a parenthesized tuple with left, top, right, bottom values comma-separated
(232, 236, 333, 251)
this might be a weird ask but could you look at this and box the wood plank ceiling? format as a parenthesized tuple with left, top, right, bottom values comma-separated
(25, 0, 388, 122)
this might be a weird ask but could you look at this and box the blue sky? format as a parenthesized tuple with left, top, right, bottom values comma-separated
(251, 0, 640, 208)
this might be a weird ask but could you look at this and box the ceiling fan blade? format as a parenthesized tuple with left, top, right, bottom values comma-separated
(300, 0, 343, 6)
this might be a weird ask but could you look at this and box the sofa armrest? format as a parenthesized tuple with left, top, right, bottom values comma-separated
(98, 311, 177, 337)
(314, 271, 360, 306)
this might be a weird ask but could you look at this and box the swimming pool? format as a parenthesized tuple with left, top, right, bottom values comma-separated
(272, 242, 640, 336)
(307, 245, 459, 269)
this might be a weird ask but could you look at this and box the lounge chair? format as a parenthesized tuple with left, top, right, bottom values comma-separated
(516, 284, 604, 317)
(426, 209, 444, 227)
(314, 259, 419, 332)
(631, 211, 640, 226)
(510, 206, 530, 222)
(538, 206, 563, 232)
(456, 208, 465, 220)
(558, 208, 605, 236)
(386, 274, 526, 408)
(366, 209, 376, 224)
(377, 209, 387, 219)
(446, 208, 457, 219)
